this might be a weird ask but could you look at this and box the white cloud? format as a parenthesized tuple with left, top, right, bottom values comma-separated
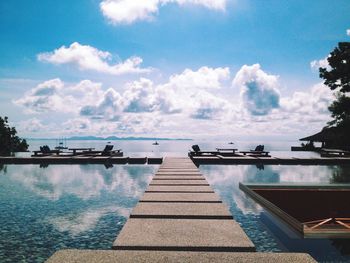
(100, 0, 226, 24)
(14, 65, 336, 138)
(100, 0, 160, 24)
(233, 64, 280, 116)
(310, 57, 329, 70)
(17, 118, 46, 133)
(280, 82, 334, 115)
(80, 66, 231, 121)
(347, 29, 350, 36)
(14, 79, 104, 114)
(168, 66, 229, 90)
(38, 42, 151, 75)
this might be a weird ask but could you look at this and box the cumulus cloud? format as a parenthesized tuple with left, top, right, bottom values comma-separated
(38, 42, 151, 75)
(80, 66, 231, 121)
(310, 57, 329, 70)
(100, 0, 227, 24)
(280, 82, 334, 115)
(168, 66, 229, 90)
(81, 88, 124, 119)
(14, 66, 232, 136)
(14, 64, 336, 138)
(14, 79, 104, 114)
(347, 29, 350, 36)
(233, 64, 280, 116)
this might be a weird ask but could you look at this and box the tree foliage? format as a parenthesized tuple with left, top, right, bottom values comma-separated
(0, 116, 28, 156)
(319, 42, 350, 128)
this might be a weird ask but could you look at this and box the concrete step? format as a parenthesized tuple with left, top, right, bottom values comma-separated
(150, 180, 209, 185)
(140, 192, 222, 202)
(112, 218, 255, 252)
(146, 185, 214, 193)
(130, 202, 233, 219)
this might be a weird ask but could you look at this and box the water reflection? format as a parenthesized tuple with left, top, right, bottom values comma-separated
(5, 164, 153, 200)
(0, 164, 157, 263)
(200, 165, 350, 262)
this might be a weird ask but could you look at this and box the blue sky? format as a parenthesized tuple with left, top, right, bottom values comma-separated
(0, 0, 349, 139)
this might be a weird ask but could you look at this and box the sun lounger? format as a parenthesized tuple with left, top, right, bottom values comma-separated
(81, 145, 123, 156)
(32, 145, 61, 156)
(240, 145, 270, 157)
(188, 145, 219, 157)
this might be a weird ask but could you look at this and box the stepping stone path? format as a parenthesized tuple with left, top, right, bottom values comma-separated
(47, 157, 316, 262)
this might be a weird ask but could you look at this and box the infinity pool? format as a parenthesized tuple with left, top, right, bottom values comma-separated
(1, 164, 350, 262)
(0, 164, 157, 262)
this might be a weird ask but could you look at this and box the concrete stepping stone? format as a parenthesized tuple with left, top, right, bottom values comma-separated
(130, 202, 232, 219)
(140, 193, 222, 202)
(146, 185, 214, 192)
(153, 176, 205, 180)
(112, 218, 255, 252)
(150, 180, 209, 185)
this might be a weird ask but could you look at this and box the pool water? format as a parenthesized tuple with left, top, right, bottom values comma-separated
(1, 162, 350, 262)
(0, 164, 157, 262)
(200, 165, 350, 262)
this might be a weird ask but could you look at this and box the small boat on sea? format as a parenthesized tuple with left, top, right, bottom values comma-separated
(55, 138, 68, 150)
(152, 141, 159, 145)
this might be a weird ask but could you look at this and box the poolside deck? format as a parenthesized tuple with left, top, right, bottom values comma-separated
(46, 157, 315, 262)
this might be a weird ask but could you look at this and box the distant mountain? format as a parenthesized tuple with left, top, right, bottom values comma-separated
(29, 136, 192, 141)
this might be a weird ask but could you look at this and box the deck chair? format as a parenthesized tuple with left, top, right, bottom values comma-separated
(240, 145, 270, 157)
(189, 145, 218, 156)
(253, 145, 264, 152)
(82, 145, 123, 156)
(33, 145, 60, 156)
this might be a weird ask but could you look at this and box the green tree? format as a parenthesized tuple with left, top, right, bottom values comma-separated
(0, 116, 28, 156)
(320, 42, 350, 128)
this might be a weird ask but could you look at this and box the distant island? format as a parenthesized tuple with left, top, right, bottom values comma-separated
(28, 136, 192, 141)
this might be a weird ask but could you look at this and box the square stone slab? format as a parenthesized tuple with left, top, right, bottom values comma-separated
(157, 169, 200, 173)
(130, 203, 232, 218)
(150, 180, 209, 185)
(158, 167, 198, 170)
(140, 193, 222, 202)
(146, 185, 214, 192)
(47, 250, 316, 263)
(156, 172, 202, 176)
(113, 218, 255, 252)
(153, 176, 205, 180)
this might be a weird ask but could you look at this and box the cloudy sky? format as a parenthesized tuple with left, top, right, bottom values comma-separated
(0, 0, 349, 139)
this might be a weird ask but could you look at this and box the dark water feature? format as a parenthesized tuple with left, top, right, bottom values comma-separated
(2, 140, 350, 262)
(200, 164, 350, 262)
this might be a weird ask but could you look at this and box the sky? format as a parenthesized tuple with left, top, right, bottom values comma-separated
(0, 0, 349, 140)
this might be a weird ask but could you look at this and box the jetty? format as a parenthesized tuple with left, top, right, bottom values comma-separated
(47, 157, 315, 262)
